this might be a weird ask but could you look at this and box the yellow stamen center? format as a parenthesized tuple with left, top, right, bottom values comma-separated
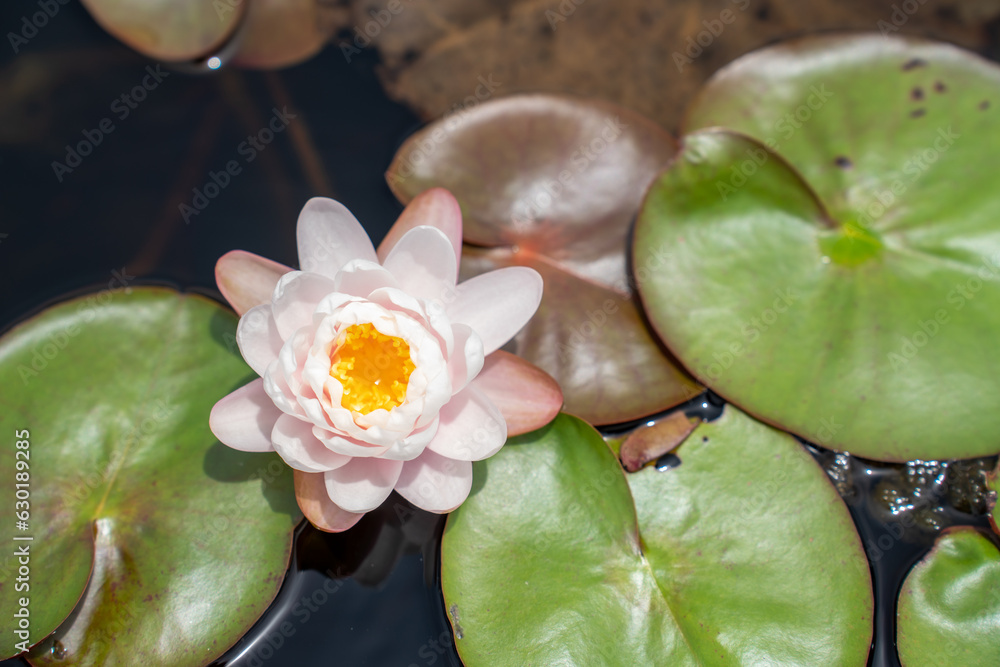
(329, 323, 415, 414)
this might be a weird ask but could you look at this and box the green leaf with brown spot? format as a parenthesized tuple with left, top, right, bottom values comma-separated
(636, 35, 1000, 461)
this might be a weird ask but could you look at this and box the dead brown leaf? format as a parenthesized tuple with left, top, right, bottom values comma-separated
(356, 0, 1000, 132)
(620, 410, 699, 472)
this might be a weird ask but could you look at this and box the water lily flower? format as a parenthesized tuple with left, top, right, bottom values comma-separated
(210, 188, 563, 532)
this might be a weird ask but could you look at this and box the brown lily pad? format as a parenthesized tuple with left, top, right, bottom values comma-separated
(386, 94, 701, 424)
(231, 0, 348, 69)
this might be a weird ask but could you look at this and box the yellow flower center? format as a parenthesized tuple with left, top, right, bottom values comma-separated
(329, 323, 415, 415)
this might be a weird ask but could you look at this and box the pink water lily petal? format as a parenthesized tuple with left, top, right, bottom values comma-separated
(293, 470, 365, 533)
(446, 266, 543, 354)
(271, 413, 352, 472)
(395, 448, 473, 513)
(271, 271, 337, 339)
(209, 379, 282, 452)
(380, 416, 440, 461)
(236, 304, 283, 376)
(382, 226, 457, 303)
(297, 197, 377, 278)
(472, 351, 563, 436)
(324, 457, 403, 513)
(333, 260, 399, 298)
(216, 250, 292, 316)
(377, 187, 462, 274)
(427, 384, 506, 461)
(263, 326, 314, 418)
(313, 428, 391, 459)
(449, 323, 485, 395)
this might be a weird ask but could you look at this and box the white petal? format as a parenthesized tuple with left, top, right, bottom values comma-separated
(379, 417, 440, 461)
(333, 259, 398, 298)
(271, 271, 336, 339)
(449, 323, 485, 395)
(263, 359, 306, 418)
(382, 226, 458, 303)
(313, 427, 391, 458)
(297, 197, 376, 278)
(237, 305, 283, 376)
(377, 188, 462, 276)
(324, 457, 403, 513)
(446, 267, 543, 354)
(271, 414, 352, 472)
(427, 385, 506, 461)
(313, 291, 358, 318)
(263, 327, 314, 418)
(367, 286, 455, 357)
(209, 379, 281, 452)
(394, 449, 473, 513)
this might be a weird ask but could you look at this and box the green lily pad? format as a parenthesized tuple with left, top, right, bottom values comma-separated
(897, 527, 1000, 667)
(0, 287, 298, 665)
(387, 94, 701, 424)
(635, 34, 1000, 461)
(441, 408, 873, 665)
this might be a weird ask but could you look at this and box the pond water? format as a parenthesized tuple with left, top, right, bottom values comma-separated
(1, 4, 996, 666)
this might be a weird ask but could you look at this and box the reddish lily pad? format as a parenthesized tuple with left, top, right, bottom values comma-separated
(0, 287, 297, 665)
(897, 528, 1000, 667)
(387, 95, 700, 424)
(441, 407, 873, 665)
(636, 35, 1000, 461)
(231, 0, 343, 69)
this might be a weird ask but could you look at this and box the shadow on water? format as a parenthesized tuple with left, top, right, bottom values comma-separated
(210, 497, 461, 667)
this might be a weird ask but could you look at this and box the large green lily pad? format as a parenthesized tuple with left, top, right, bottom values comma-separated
(387, 94, 700, 424)
(635, 34, 1000, 461)
(441, 408, 872, 665)
(0, 287, 298, 665)
(897, 527, 1000, 667)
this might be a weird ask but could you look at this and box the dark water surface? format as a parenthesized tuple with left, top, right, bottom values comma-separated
(1, 4, 997, 666)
